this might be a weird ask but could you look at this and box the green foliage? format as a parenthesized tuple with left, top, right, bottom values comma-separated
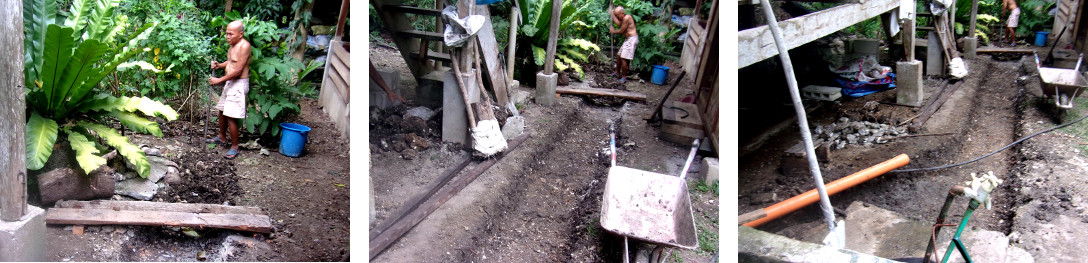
(955, 14, 999, 44)
(517, 0, 600, 79)
(242, 0, 282, 21)
(610, 0, 681, 73)
(23, 0, 173, 178)
(114, 0, 213, 101)
(842, 16, 883, 39)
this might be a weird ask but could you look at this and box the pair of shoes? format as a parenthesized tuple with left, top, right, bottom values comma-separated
(224, 148, 239, 159)
(205, 137, 225, 144)
(619, 78, 626, 83)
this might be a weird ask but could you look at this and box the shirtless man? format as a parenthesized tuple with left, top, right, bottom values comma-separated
(610, 6, 638, 83)
(1002, 0, 1020, 45)
(208, 20, 252, 159)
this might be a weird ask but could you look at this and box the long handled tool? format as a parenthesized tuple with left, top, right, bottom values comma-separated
(451, 45, 507, 157)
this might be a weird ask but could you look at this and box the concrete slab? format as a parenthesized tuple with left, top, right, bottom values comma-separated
(739, 226, 902, 262)
(535, 72, 557, 106)
(896, 60, 924, 107)
(0, 205, 46, 261)
(844, 201, 1033, 263)
(441, 70, 480, 144)
(964, 37, 977, 59)
(115, 177, 159, 201)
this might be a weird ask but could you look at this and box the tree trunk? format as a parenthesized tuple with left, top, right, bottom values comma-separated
(225, 0, 233, 13)
(290, 0, 316, 62)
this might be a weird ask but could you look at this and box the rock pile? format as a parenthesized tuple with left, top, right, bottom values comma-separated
(813, 118, 908, 149)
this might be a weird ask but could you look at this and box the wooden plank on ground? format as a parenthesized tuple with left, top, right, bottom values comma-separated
(55, 200, 266, 215)
(473, 6, 510, 106)
(556, 86, 647, 101)
(369, 155, 473, 240)
(976, 47, 1036, 53)
(369, 133, 532, 260)
(910, 81, 962, 132)
(45, 208, 272, 233)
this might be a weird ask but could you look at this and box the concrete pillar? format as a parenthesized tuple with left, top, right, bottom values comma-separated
(0, 206, 45, 261)
(369, 69, 401, 110)
(535, 72, 558, 106)
(442, 70, 480, 144)
(964, 37, 978, 59)
(926, 31, 943, 76)
(897, 60, 924, 106)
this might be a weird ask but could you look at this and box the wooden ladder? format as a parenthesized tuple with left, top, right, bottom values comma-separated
(372, 0, 451, 82)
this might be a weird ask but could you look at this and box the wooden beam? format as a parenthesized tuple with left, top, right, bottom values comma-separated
(910, 81, 962, 132)
(738, 0, 901, 68)
(335, 0, 349, 38)
(46, 208, 273, 233)
(969, 0, 979, 38)
(54, 200, 266, 216)
(330, 50, 351, 87)
(1, 0, 26, 222)
(543, 0, 562, 74)
(473, 6, 510, 106)
(369, 156, 472, 240)
(369, 133, 532, 260)
(555, 86, 648, 101)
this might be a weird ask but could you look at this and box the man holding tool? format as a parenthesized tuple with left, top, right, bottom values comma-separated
(208, 20, 252, 159)
(610, 6, 638, 83)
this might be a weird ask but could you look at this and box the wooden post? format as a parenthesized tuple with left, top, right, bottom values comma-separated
(507, 5, 518, 81)
(1, 0, 27, 222)
(904, 17, 916, 61)
(543, 0, 562, 75)
(335, 0, 349, 39)
(969, 0, 979, 38)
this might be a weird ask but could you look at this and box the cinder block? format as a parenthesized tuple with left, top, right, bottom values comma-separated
(369, 69, 402, 110)
(964, 37, 978, 59)
(535, 72, 557, 106)
(699, 157, 719, 185)
(896, 60, 924, 106)
(801, 85, 842, 101)
(0, 205, 46, 261)
(442, 70, 480, 144)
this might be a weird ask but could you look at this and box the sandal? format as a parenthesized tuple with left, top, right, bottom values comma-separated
(224, 149, 239, 159)
(205, 137, 225, 144)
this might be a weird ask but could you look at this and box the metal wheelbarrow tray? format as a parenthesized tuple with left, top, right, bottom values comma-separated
(600, 166, 698, 249)
(1036, 53, 1088, 108)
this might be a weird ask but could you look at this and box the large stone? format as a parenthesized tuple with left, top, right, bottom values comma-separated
(501, 116, 525, 138)
(442, 70, 480, 144)
(37, 167, 116, 205)
(0, 205, 46, 261)
(115, 177, 159, 200)
(405, 133, 430, 150)
(739, 226, 897, 262)
(145, 155, 178, 183)
(896, 60, 924, 106)
(535, 72, 558, 106)
(404, 106, 437, 121)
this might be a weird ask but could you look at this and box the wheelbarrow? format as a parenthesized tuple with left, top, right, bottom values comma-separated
(1034, 52, 1088, 108)
(600, 124, 699, 262)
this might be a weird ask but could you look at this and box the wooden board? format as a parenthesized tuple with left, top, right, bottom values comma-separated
(910, 81, 962, 132)
(54, 200, 266, 215)
(555, 86, 647, 101)
(662, 101, 703, 129)
(660, 124, 706, 145)
(473, 6, 510, 106)
(370, 133, 532, 260)
(46, 208, 272, 233)
(330, 51, 351, 88)
(369, 156, 472, 240)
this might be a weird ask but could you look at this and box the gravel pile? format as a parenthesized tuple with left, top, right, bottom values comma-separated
(814, 117, 908, 149)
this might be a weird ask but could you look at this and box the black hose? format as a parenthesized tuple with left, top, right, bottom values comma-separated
(892, 111, 1088, 173)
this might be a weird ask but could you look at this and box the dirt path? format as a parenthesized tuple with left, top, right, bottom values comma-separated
(44, 98, 350, 261)
(369, 44, 718, 262)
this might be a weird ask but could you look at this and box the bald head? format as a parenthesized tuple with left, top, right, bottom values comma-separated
(614, 6, 625, 16)
(227, 20, 244, 34)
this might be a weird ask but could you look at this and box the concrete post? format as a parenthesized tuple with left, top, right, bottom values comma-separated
(0, 1, 46, 260)
(442, 70, 480, 144)
(926, 31, 944, 76)
(536, 72, 558, 106)
(964, 37, 978, 59)
(896, 60, 924, 106)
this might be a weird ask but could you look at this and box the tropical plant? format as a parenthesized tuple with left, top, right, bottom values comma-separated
(1014, 0, 1055, 38)
(517, 0, 601, 80)
(23, 0, 176, 178)
(955, 14, 1000, 44)
(113, 0, 212, 101)
(241, 0, 283, 21)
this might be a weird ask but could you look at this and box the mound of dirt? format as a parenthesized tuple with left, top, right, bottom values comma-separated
(157, 148, 242, 204)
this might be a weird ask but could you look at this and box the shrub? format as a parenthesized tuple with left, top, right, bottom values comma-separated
(516, 0, 601, 80)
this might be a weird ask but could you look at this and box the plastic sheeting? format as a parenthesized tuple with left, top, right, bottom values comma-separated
(443, 5, 486, 47)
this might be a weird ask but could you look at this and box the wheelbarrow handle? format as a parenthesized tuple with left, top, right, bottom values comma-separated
(678, 139, 700, 179)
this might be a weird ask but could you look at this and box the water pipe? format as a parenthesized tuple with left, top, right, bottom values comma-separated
(941, 200, 980, 263)
(740, 154, 910, 227)
(758, 0, 837, 232)
(925, 185, 965, 263)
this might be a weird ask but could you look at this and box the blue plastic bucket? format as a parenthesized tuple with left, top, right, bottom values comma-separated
(1035, 31, 1049, 47)
(279, 123, 311, 157)
(651, 65, 670, 85)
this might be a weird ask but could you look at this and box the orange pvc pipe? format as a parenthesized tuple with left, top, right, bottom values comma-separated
(743, 154, 910, 227)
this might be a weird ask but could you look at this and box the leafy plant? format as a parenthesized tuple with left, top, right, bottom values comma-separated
(955, 14, 1000, 44)
(113, 0, 213, 102)
(610, 0, 681, 73)
(517, 0, 601, 80)
(1014, 0, 1055, 38)
(23, 0, 176, 178)
(241, 0, 283, 21)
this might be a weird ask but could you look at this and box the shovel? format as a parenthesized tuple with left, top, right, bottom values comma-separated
(451, 45, 507, 157)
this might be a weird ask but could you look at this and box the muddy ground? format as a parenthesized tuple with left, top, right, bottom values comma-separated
(369, 44, 719, 262)
(44, 98, 350, 261)
(739, 49, 1088, 261)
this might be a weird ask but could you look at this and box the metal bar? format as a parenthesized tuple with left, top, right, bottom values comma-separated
(952, 238, 974, 263)
(942, 200, 980, 263)
(759, 0, 836, 231)
(679, 139, 700, 179)
(925, 185, 964, 263)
